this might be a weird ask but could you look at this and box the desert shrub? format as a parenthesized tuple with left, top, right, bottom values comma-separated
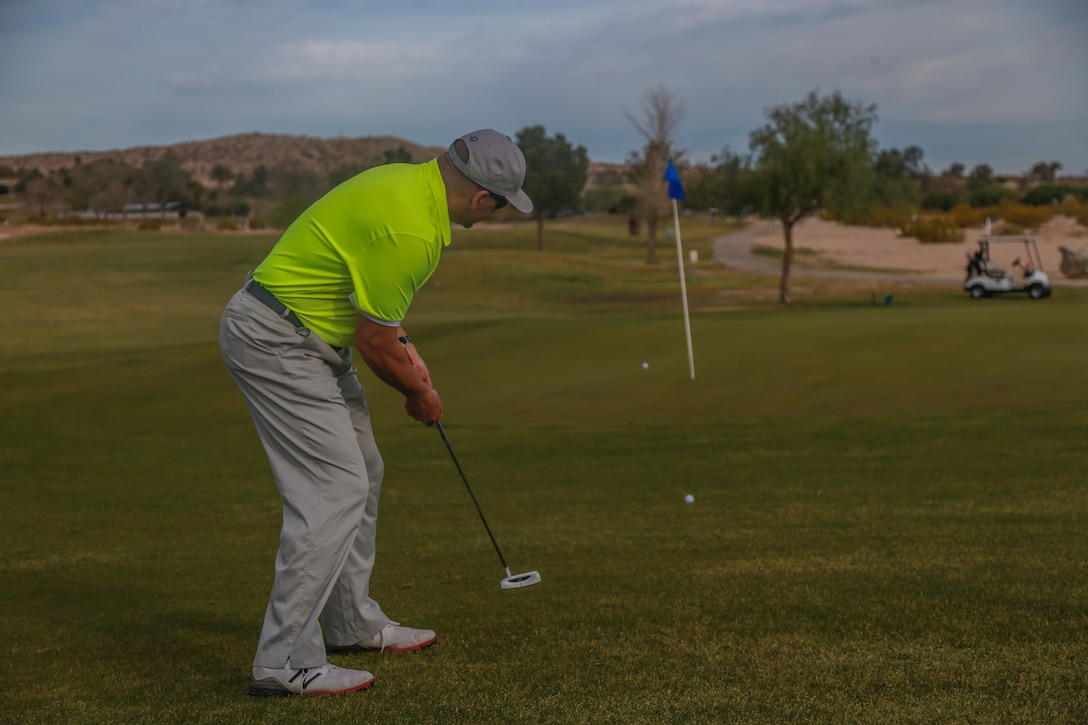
(1023, 184, 1088, 206)
(948, 203, 992, 229)
(863, 206, 910, 229)
(969, 185, 1016, 207)
(921, 190, 966, 211)
(833, 205, 911, 229)
(997, 199, 1053, 229)
(268, 197, 312, 230)
(179, 216, 201, 230)
(137, 219, 163, 231)
(27, 213, 48, 224)
(201, 200, 250, 217)
(248, 216, 267, 231)
(902, 215, 964, 243)
(1067, 200, 1088, 227)
(215, 217, 238, 231)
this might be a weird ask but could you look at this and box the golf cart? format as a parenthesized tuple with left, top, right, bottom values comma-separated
(964, 235, 1051, 300)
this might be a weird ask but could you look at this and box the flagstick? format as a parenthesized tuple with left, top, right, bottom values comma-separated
(671, 197, 695, 380)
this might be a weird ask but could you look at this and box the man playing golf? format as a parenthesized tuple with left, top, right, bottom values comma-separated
(219, 130, 533, 696)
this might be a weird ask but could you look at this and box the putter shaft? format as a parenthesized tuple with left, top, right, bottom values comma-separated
(436, 421, 510, 571)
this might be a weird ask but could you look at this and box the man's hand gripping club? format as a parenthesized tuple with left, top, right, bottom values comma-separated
(353, 315, 442, 425)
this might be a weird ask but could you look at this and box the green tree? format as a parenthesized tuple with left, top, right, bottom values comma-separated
(712, 146, 758, 216)
(382, 146, 413, 164)
(515, 125, 589, 251)
(921, 189, 967, 212)
(868, 145, 927, 210)
(1023, 184, 1088, 205)
(327, 163, 371, 188)
(137, 151, 197, 211)
(681, 147, 757, 216)
(966, 163, 993, 191)
(969, 185, 1016, 207)
(73, 158, 138, 213)
(1029, 160, 1062, 182)
(210, 164, 234, 189)
(681, 164, 719, 211)
(233, 165, 269, 197)
(943, 162, 966, 178)
(269, 197, 314, 230)
(747, 89, 878, 303)
(266, 164, 321, 200)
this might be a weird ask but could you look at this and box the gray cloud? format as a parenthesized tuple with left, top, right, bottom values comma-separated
(1, 0, 1084, 174)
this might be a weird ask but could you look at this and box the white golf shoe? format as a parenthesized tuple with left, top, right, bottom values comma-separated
(248, 663, 374, 697)
(329, 622, 437, 653)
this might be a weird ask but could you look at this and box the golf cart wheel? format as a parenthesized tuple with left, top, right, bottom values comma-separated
(1027, 284, 1046, 300)
(968, 285, 987, 299)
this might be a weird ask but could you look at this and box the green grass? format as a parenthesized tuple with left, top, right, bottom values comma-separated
(2, 218, 1087, 723)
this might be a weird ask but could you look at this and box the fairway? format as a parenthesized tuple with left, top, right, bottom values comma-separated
(2, 222, 1087, 724)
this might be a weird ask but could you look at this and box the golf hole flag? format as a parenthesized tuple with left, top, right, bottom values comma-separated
(664, 159, 695, 380)
(664, 159, 686, 200)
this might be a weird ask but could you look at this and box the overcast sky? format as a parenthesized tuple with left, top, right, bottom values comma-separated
(2, 0, 1085, 175)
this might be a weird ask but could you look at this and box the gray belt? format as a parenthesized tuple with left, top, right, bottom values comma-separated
(245, 276, 303, 327)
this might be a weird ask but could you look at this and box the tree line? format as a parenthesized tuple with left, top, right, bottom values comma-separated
(0, 145, 418, 228)
(615, 86, 1085, 302)
(3, 87, 1084, 303)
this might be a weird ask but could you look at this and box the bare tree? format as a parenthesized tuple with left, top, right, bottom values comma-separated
(23, 176, 59, 218)
(625, 85, 684, 262)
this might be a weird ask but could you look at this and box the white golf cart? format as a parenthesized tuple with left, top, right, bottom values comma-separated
(964, 235, 1052, 300)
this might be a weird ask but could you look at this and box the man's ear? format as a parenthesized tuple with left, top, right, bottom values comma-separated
(468, 188, 490, 211)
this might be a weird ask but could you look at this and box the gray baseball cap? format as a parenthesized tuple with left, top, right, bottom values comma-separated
(448, 129, 533, 214)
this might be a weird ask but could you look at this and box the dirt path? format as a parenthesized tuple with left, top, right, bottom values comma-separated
(712, 216, 1088, 288)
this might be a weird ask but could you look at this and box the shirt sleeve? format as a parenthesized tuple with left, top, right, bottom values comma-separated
(346, 234, 438, 325)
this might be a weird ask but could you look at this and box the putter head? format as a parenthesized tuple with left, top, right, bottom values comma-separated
(500, 570, 542, 590)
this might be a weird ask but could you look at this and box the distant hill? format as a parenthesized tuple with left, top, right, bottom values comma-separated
(0, 132, 633, 220)
(0, 132, 449, 187)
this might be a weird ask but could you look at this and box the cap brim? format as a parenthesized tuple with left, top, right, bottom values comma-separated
(508, 190, 533, 214)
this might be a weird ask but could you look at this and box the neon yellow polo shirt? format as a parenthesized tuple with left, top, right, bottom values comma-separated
(252, 160, 451, 347)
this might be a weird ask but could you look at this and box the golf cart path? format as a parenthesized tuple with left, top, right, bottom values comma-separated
(712, 216, 1088, 287)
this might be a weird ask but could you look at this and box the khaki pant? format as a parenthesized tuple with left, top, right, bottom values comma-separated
(219, 288, 390, 670)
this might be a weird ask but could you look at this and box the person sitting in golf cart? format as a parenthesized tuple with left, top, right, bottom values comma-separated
(967, 249, 984, 279)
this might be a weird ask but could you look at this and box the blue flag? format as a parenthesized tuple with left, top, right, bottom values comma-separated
(664, 159, 685, 201)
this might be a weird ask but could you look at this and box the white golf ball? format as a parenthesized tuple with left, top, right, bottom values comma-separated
(642, 362, 649, 369)
(684, 494, 695, 503)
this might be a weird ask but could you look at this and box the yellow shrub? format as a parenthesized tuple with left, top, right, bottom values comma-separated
(948, 203, 991, 229)
(1064, 200, 1088, 227)
(997, 199, 1052, 229)
(862, 206, 911, 229)
(903, 215, 964, 243)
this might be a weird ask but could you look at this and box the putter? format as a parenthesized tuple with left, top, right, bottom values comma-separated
(435, 421, 541, 590)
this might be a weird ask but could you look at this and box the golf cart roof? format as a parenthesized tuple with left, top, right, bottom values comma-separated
(977, 235, 1037, 244)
